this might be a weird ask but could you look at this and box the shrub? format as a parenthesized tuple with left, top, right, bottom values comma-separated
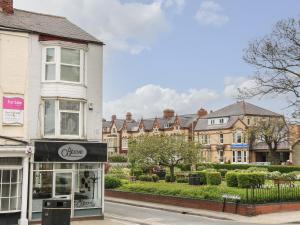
(152, 174, 160, 182)
(108, 166, 131, 179)
(266, 171, 281, 180)
(176, 164, 191, 171)
(196, 165, 207, 171)
(247, 167, 268, 172)
(225, 171, 238, 187)
(196, 163, 300, 173)
(131, 168, 143, 178)
(139, 175, 154, 182)
(218, 169, 228, 178)
(281, 173, 297, 181)
(177, 177, 189, 183)
(206, 172, 222, 185)
(165, 175, 176, 182)
(237, 172, 266, 188)
(108, 155, 128, 163)
(105, 175, 122, 189)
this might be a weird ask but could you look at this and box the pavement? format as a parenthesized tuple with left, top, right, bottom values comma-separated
(104, 197, 300, 224)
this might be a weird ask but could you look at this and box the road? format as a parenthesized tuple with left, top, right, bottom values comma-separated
(104, 201, 260, 225)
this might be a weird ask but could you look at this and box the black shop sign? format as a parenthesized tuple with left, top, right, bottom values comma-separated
(34, 141, 107, 162)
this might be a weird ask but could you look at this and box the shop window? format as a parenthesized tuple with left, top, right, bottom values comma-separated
(43, 99, 84, 138)
(0, 169, 22, 212)
(43, 47, 84, 83)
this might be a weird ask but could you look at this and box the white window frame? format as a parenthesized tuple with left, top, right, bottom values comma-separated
(42, 99, 85, 139)
(219, 133, 224, 144)
(232, 150, 248, 164)
(42, 46, 86, 84)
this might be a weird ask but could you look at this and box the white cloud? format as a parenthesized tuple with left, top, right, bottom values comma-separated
(161, 0, 186, 13)
(14, 0, 170, 54)
(195, 0, 229, 26)
(104, 84, 219, 119)
(224, 76, 256, 98)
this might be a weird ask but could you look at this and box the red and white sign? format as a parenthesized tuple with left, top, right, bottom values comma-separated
(2, 96, 24, 124)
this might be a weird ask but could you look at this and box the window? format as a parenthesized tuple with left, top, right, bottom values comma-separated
(219, 118, 224, 124)
(233, 131, 244, 143)
(200, 135, 210, 144)
(0, 169, 22, 212)
(247, 118, 250, 125)
(232, 150, 248, 164)
(122, 138, 128, 149)
(43, 47, 84, 83)
(44, 99, 84, 137)
(219, 151, 224, 163)
(220, 133, 224, 144)
(210, 119, 215, 125)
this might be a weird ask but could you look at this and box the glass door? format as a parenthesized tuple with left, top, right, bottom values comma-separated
(53, 172, 72, 199)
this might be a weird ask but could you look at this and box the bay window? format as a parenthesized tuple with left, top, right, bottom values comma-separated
(43, 99, 85, 138)
(232, 150, 248, 164)
(43, 46, 85, 83)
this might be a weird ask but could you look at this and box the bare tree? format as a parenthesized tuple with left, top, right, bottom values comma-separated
(240, 18, 300, 118)
(247, 117, 289, 164)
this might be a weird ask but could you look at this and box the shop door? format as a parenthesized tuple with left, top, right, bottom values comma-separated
(53, 172, 72, 199)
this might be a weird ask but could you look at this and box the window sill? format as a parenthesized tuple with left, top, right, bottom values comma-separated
(41, 81, 87, 88)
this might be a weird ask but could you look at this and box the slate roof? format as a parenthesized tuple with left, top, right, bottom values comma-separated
(0, 9, 102, 44)
(142, 119, 155, 131)
(126, 121, 139, 132)
(195, 115, 243, 131)
(207, 101, 281, 118)
(102, 121, 112, 129)
(114, 119, 125, 131)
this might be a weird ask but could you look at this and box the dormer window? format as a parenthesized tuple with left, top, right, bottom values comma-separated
(210, 120, 215, 125)
(164, 123, 170, 129)
(43, 46, 85, 84)
(219, 118, 224, 124)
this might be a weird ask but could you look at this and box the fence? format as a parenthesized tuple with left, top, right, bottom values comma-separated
(245, 185, 300, 204)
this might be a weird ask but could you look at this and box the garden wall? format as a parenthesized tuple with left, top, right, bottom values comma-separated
(106, 190, 300, 216)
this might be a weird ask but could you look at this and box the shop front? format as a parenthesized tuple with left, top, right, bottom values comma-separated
(29, 141, 107, 222)
(0, 136, 32, 225)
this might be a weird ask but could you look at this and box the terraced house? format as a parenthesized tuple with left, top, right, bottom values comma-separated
(104, 101, 291, 164)
(102, 108, 208, 155)
(0, 1, 107, 224)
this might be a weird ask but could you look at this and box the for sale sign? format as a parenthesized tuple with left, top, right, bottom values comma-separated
(2, 96, 24, 125)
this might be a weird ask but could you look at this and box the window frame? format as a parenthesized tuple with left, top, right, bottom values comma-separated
(42, 98, 85, 139)
(42, 46, 86, 84)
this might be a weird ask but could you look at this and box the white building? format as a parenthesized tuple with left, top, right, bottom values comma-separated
(0, 1, 107, 224)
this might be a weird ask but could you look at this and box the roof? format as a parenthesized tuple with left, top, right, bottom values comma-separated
(0, 9, 102, 44)
(102, 121, 112, 129)
(127, 121, 140, 132)
(195, 115, 243, 131)
(206, 101, 281, 118)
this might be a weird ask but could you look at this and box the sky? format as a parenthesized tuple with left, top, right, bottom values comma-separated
(14, 0, 300, 120)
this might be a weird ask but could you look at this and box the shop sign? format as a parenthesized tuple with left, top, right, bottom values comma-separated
(231, 143, 248, 149)
(58, 144, 87, 161)
(2, 96, 24, 125)
(34, 141, 107, 162)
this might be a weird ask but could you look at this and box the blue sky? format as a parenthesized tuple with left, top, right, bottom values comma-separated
(15, 0, 300, 119)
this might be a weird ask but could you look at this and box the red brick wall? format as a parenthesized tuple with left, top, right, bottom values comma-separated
(106, 190, 300, 216)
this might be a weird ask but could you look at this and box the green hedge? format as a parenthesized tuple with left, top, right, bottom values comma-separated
(139, 175, 154, 182)
(225, 172, 238, 187)
(105, 175, 122, 189)
(189, 171, 207, 185)
(108, 155, 128, 162)
(131, 168, 143, 178)
(165, 175, 176, 182)
(237, 173, 266, 188)
(197, 163, 300, 173)
(206, 172, 222, 185)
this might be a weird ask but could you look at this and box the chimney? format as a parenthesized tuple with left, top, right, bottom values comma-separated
(163, 109, 175, 119)
(126, 112, 132, 122)
(0, 0, 14, 14)
(197, 108, 208, 118)
(111, 115, 117, 121)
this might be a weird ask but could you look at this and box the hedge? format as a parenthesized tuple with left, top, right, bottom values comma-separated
(139, 175, 154, 182)
(237, 172, 266, 188)
(165, 175, 176, 182)
(108, 155, 128, 163)
(189, 171, 207, 185)
(206, 172, 222, 185)
(105, 175, 122, 189)
(197, 163, 300, 174)
(225, 172, 238, 187)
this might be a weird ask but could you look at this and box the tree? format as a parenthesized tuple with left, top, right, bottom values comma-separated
(240, 17, 300, 118)
(128, 134, 201, 181)
(247, 117, 289, 164)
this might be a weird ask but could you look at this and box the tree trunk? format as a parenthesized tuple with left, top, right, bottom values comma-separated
(268, 150, 280, 165)
(169, 166, 175, 182)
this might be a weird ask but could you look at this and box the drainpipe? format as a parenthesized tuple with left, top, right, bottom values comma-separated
(19, 156, 29, 225)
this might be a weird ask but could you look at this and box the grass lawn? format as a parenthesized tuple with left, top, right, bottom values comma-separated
(117, 181, 247, 202)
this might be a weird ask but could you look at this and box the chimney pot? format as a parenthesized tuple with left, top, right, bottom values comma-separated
(163, 109, 175, 119)
(126, 112, 132, 121)
(0, 0, 14, 14)
(197, 108, 208, 118)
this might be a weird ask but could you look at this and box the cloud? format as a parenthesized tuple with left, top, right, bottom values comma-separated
(224, 76, 256, 98)
(161, 0, 186, 13)
(195, 0, 229, 26)
(14, 0, 170, 54)
(104, 84, 219, 119)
